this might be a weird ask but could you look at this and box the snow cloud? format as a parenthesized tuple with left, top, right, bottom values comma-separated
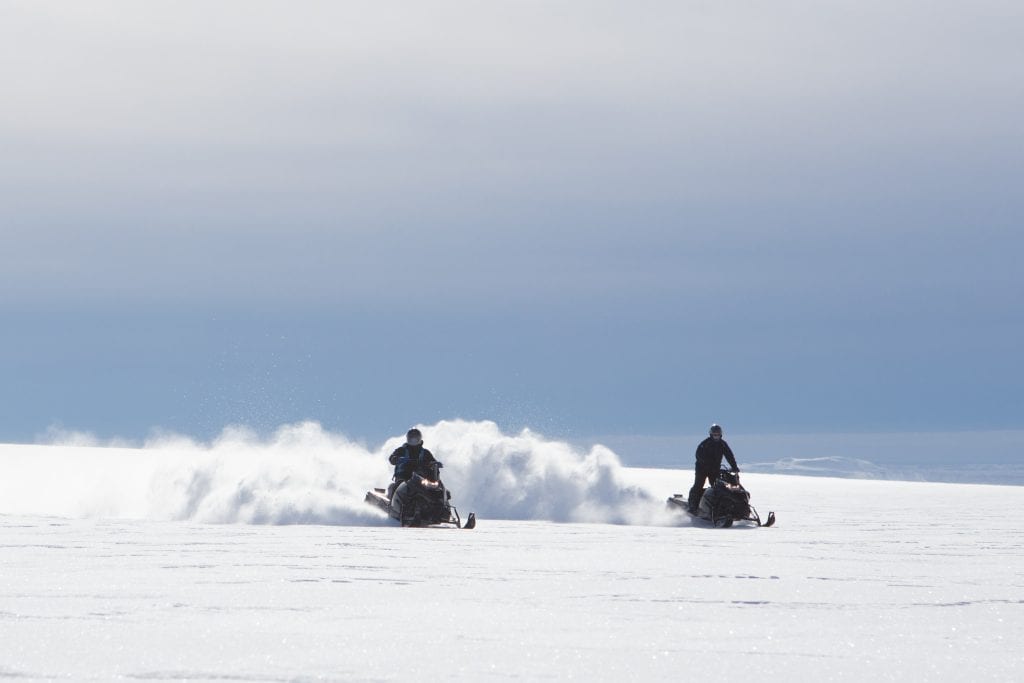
(1, 420, 670, 525)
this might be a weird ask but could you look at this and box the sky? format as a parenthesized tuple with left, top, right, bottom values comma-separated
(1, 1, 1022, 451)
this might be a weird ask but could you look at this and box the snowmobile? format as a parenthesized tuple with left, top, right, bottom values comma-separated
(364, 462, 476, 529)
(667, 469, 775, 528)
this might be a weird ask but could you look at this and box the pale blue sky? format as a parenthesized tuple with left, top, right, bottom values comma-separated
(2, 2, 1022, 455)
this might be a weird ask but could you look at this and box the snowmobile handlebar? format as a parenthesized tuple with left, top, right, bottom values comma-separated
(718, 468, 742, 486)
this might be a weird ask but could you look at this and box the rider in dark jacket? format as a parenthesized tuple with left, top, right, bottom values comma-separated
(387, 428, 439, 498)
(687, 423, 739, 512)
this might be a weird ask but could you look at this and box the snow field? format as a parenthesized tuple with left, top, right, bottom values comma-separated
(1, 422, 1022, 680)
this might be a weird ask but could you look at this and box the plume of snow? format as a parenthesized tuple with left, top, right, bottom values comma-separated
(1, 420, 673, 525)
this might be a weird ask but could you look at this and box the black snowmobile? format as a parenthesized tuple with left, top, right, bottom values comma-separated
(667, 469, 775, 528)
(365, 461, 476, 529)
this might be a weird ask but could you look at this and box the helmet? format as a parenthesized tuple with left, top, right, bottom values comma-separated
(709, 423, 723, 437)
(405, 428, 423, 446)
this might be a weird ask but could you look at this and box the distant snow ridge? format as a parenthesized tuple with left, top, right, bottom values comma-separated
(743, 455, 1024, 485)
(745, 456, 888, 478)
(1, 420, 667, 525)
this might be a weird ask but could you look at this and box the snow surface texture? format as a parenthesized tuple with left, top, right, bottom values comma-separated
(2, 420, 1023, 680)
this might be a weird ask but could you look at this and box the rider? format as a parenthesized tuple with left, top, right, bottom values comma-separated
(687, 423, 740, 513)
(387, 428, 439, 498)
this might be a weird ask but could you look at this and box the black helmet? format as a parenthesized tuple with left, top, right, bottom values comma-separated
(405, 428, 423, 446)
(709, 423, 723, 437)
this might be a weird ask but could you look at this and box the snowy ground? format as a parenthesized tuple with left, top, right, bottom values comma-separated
(2, 424, 1023, 680)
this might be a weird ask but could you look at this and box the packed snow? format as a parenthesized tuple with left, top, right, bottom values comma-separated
(1, 421, 1022, 680)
